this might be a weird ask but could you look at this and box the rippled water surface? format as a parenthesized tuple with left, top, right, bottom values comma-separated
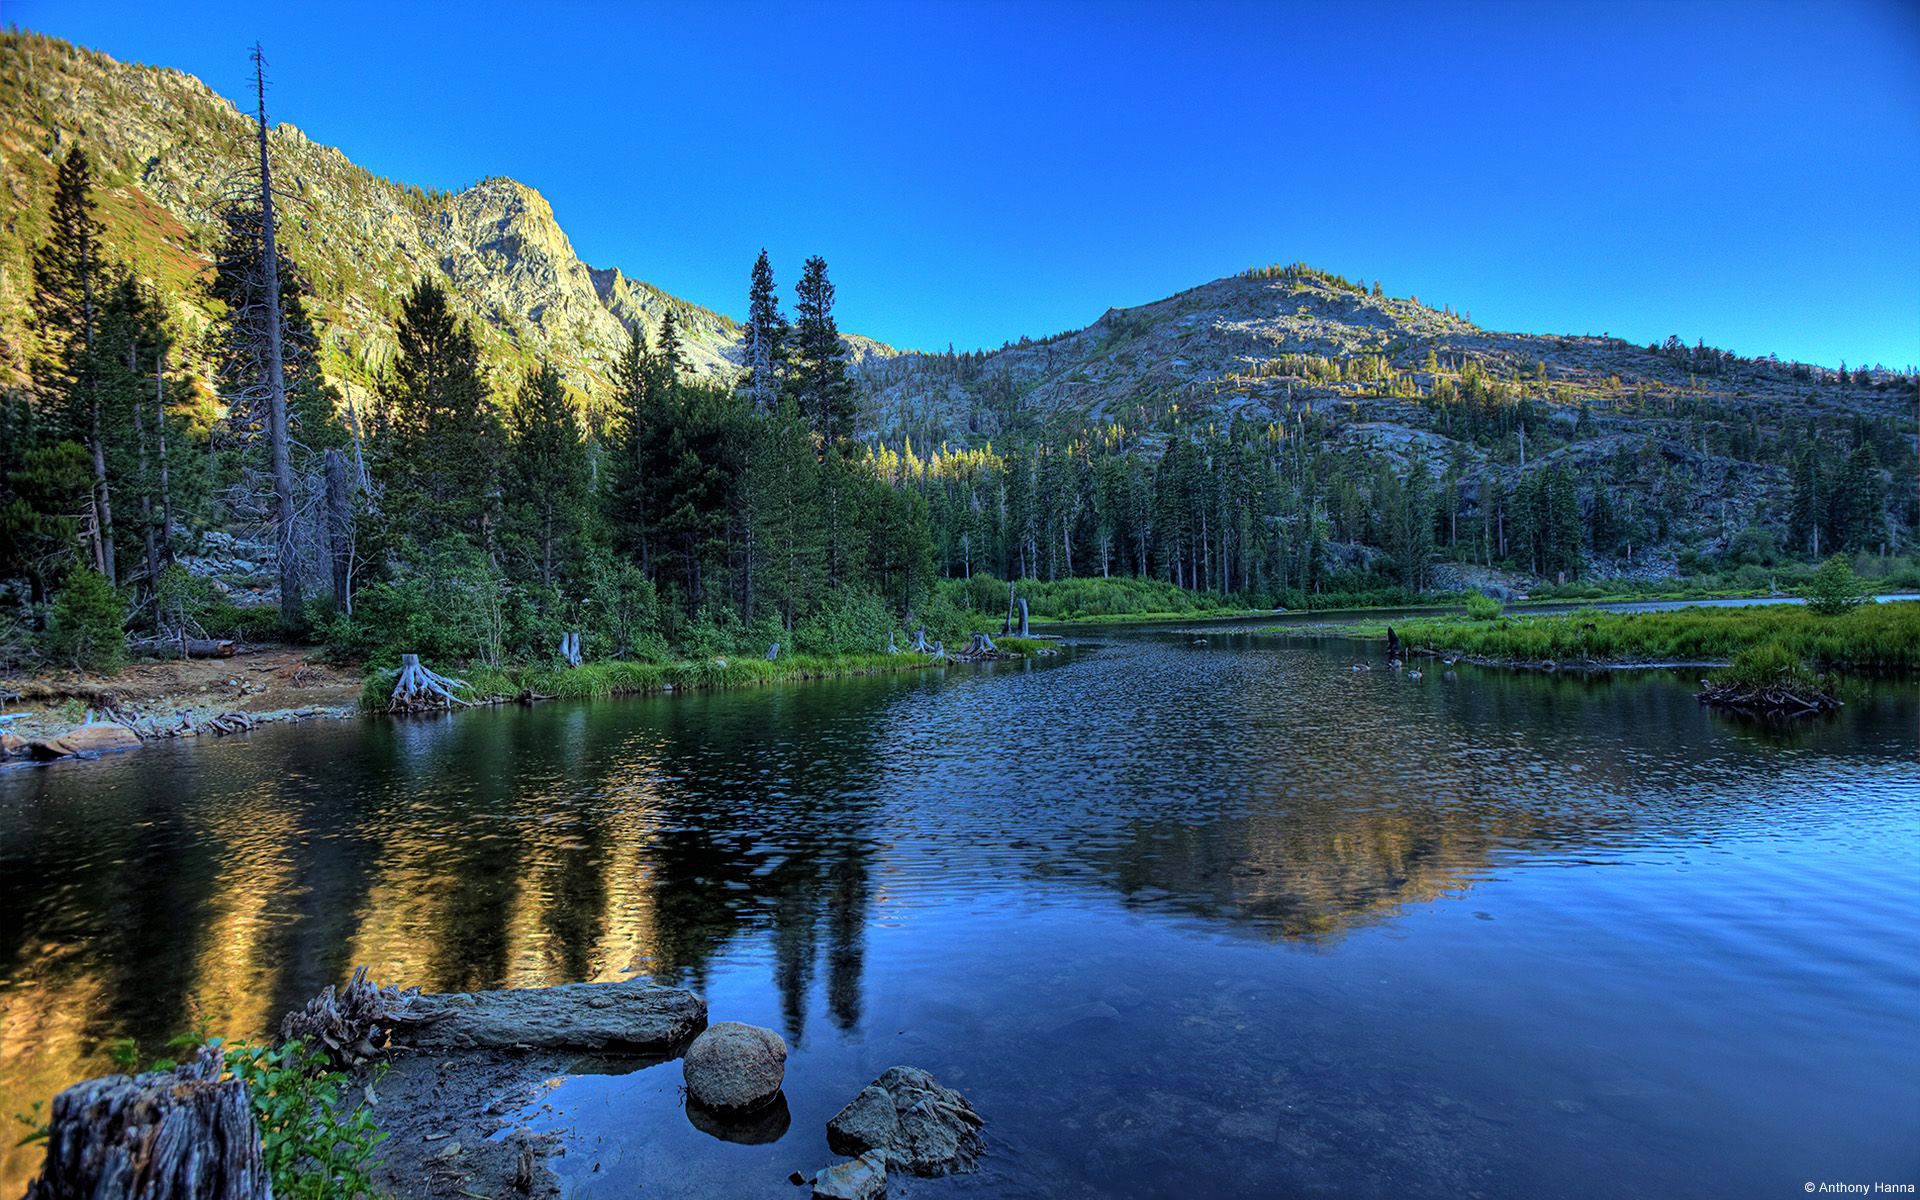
(3, 632, 1917, 1197)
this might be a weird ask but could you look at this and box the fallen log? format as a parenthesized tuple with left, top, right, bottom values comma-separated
(130, 636, 236, 659)
(25, 1045, 269, 1200)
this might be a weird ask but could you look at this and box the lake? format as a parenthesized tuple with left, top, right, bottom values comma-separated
(2, 630, 1917, 1197)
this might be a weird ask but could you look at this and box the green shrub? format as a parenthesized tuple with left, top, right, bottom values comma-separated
(223, 1038, 385, 1200)
(322, 545, 505, 666)
(45, 567, 125, 673)
(793, 586, 894, 656)
(1805, 554, 1866, 616)
(1464, 592, 1503, 620)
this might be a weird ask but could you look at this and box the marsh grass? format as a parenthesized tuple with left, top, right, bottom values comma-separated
(358, 645, 1059, 711)
(1390, 603, 1920, 671)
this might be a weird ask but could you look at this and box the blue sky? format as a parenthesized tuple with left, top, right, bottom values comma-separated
(13, 0, 1919, 367)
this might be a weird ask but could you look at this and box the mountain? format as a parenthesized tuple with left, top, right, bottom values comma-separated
(863, 266, 1909, 447)
(0, 31, 896, 410)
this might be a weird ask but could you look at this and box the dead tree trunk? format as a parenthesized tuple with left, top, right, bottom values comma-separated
(324, 448, 353, 614)
(26, 1046, 269, 1200)
(253, 46, 300, 629)
(559, 632, 582, 667)
(1018, 598, 1030, 637)
(155, 346, 175, 569)
(1003, 581, 1016, 635)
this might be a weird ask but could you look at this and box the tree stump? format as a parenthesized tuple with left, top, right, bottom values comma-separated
(559, 632, 583, 668)
(26, 1046, 269, 1200)
(390, 654, 471, 712)
(1017, 598, 1029, 638)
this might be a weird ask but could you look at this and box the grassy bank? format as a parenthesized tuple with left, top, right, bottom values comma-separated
(357, 647, 1055, 711)
(1372, 603, 1920, 671)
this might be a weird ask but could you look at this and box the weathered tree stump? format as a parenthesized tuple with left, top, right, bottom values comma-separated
(559, 632, 583, 668)
(26, 1046, 269, 1200)
(389, 653, 470, 712)
(1017, 598, 1029, 638)
(766, 642, 780, 661)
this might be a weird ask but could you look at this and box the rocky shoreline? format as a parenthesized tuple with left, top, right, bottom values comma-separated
(26, 974, 983, 1200)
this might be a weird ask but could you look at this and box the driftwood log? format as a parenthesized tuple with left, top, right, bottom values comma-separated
(26, 1046, 269, 1200)
(389, 654, 470, 712)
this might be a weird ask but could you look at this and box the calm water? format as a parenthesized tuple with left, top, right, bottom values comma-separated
(3, 632, 1917, 1197)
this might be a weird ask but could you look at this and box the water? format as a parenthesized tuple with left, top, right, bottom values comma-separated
(3, 632, 1917, 1197)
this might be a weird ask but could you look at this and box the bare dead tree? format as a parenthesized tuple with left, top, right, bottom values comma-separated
(251, 45, 301, 627)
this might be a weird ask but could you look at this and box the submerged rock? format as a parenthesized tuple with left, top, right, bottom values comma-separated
(27, 722, 142, 759)
(682, 1021, 786, 1114)
(827, 1065, 983, 1176)
(812, 1151, 887, 1200)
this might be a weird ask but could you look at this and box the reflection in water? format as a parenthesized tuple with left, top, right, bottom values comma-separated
(2, 634, 1917, 1196)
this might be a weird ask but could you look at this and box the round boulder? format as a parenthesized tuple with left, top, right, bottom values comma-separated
(682, 1021, 787, 1114)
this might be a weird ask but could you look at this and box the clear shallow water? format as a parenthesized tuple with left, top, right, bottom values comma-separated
(2, 633, 1917, 1197)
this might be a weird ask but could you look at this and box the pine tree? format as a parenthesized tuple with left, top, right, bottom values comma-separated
(371, 279, 502, 554)
(1788, 445, 1826, 558)
(747, 398, 824, 628)
(30, 145, 117, 582)
(502, 362, 590, 591)
(656, 307, 688, 378)
(738, 250, 789, 411)
(789, 255, 856, 447)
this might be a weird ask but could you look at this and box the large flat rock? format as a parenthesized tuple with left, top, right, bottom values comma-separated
(390, 979, 707, 1053)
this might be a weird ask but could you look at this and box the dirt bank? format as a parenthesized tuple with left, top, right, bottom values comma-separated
(0, 646, 362, 742)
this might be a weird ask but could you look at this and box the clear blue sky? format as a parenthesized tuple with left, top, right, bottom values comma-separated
(14, 0, 1920, 368)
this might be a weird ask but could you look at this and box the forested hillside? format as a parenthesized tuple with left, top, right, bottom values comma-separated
(867, 265, 1916, 602)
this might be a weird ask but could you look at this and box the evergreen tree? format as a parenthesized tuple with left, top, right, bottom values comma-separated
(1544, 465, 1582, 578)
(789, 255, 856, 447)
(656, 307, 688, 378)
(1832, 442, 1884, 552)
(370, 279, 502, 553)
(1788, 444, 1826, 558)
(502, 362, 590, 591)
(738, 250, 789, 410)
(747, 398, 824, 628)
(30, 145, 117, 582)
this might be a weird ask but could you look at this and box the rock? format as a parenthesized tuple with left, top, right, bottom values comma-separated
(827, 1065, 983, 1177)
(826, 1086, 898, 1154)
(681, 1021, 786, 1114)
(27, 722, 143, 760)
(812, 1152, 887, 1200)
(388, 979, 706, 1054)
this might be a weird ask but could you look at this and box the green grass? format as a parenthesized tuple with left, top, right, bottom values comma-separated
(1706, 642, 1829, 693)
(359, 644, 1053, 711)
(1384, 603, 1920, 671)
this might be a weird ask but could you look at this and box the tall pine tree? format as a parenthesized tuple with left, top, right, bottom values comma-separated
(789, 255, 856, 448)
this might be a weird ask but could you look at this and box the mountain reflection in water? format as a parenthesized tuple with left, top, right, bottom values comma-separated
(2, 632, 1916, 1196)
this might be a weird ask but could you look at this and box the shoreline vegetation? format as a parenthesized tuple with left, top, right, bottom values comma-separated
(1245, 560, 1912, 722)
(359, 641, 1055, 712)
(1260, 601, 1919, 672)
